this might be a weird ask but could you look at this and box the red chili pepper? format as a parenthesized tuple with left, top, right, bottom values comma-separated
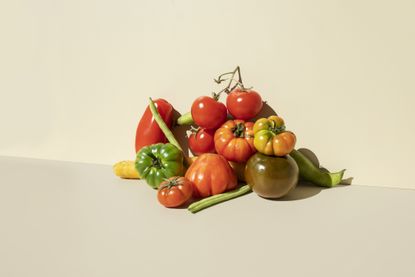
(135, 99, 173, 153)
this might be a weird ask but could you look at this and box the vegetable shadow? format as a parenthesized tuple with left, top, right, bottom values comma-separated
(252, 101, 278, 121)
(172, 109, 191, 157)
(279, 181, 323, 201)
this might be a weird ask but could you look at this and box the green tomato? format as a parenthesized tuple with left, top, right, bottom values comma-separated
(135, 143, 184, 189)
(245, 153, 299, 199)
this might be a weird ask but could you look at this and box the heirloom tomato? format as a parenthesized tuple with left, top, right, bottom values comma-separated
(214, 120, 256, 163)
(157, 177, 194, 208)
(253, 115, 296, 156)
(185, 153, 237, 198)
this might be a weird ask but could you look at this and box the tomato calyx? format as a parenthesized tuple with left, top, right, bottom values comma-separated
(269, 123, 286, 134)
(189, 125, 200, 134)
(147, 153, 164, 169)
(151, 158, 162, 168)
(159, 176, 182, 190)
(232, 123, 246, 138)
(267, 117, 286, 134)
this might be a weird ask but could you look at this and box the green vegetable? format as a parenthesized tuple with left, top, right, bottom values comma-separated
(245, 153, 299, 199)
(135, 143, 184, 189)
(289, 149, 345, 187)
(176, 112, 194, 126)
(149, 98, 183, 151)
(188, 184, 252, 213)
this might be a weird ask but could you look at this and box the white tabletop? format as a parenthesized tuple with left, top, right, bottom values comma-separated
(1, 156, 414, 277)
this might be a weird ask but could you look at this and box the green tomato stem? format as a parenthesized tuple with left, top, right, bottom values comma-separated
(177, 112, 194, 126)
(149, 98, 183, 152)
(188, 184, 252, 213)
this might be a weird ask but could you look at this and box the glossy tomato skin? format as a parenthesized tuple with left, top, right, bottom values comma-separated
(185, 153, 237, 198)
(191, 96, 227, 129)
(157, 177, 194, 208)
(214, 120, 256, 163)
(253, 115, 296, 156)
(188, 128, 215, 156)
(245, 153, 298, 199)
(226, 89, 263, 120)
(135, 99, 173, 153)
(254, 131, 296, 156)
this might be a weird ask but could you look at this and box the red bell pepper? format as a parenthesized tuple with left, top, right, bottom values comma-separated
(135, 99, 173, 153)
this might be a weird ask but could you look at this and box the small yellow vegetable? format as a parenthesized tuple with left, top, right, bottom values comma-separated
(113, 160, 141, 179)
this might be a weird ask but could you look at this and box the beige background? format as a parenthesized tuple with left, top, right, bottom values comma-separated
(1, 0, 414, 189)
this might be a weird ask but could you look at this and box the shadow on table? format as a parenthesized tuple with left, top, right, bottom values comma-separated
(279, 181, 323, 201)
(266, 180, 351, 202)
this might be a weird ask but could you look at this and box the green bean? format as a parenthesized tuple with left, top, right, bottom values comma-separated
(148, 98, 183, 152)
(188, 185, 252, 213)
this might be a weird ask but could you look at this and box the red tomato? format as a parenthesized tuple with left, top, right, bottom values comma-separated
(226, 89, 263, 120)
(157, 177, 194, 208)
(185, 153, 237, 198)
(135, 99, 173, 153)
(191, 96, 227, 129)
(188, 128, 215, 155)
(214, 120, 256, 163)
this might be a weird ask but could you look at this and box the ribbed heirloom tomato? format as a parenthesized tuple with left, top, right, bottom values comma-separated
(185, 153, 237, 198)
(253, 115, 296, 156)
(214, 120, 256, 163)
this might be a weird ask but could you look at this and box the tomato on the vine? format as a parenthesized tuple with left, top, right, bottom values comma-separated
(157, 177, 194, 208)
(226, 88, 263, 120)
(188, 128, 215, 156)
(191, 96, 227, 129)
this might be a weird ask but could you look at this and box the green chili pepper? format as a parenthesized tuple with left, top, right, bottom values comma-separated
(135, 143, 184, 189)
(289, 149, 345, 188)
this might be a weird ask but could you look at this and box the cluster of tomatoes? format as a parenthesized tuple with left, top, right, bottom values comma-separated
(188, 87, 263, 161)
(157, 87, 266, 209)
(134, 67, 298, 210)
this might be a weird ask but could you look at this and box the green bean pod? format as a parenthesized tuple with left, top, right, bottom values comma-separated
(177, 112, 194, 126)
(289, 149, 345, 188)
(149, 98, 183, 152)
(188, 184, 252, 213)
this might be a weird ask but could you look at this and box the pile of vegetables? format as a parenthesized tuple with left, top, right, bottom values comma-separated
(114, 66, 347, 213)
